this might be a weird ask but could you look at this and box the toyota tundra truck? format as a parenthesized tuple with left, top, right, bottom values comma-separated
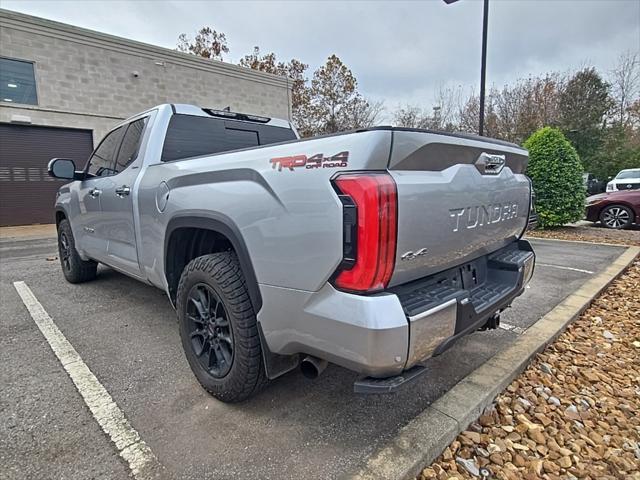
(48, 104, 536, 402)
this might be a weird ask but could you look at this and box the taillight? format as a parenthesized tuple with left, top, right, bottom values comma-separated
(332, 173, 397, 293)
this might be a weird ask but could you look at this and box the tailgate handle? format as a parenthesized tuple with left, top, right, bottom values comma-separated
(475, 153, 506, 175)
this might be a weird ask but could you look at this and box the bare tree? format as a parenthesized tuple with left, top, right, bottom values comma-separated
(457, 91, 480, 135)
(302, 54, 381, 136)
(176, 27, 229, 61)
(610, 51, 640, 126)
(392, 87, 463, 131)
(428, 85, 463, 131)
(342, 97, 384, 130)
(392, 104, 429, 128)
(238, 47, 309, 130)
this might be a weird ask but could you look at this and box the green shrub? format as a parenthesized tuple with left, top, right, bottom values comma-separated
(524, 127, 585, 228)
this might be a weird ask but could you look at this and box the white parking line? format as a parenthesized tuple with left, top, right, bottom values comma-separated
(499, 322, 525, 335)
(536, 263, 594, 275)
(13, 281, 159, 480)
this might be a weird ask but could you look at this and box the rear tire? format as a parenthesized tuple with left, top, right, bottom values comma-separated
(176, 252, 268, 402)
(57, 219, 97, 283)
(600, 204, 633, 229)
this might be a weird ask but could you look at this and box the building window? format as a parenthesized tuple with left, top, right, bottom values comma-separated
(0, 58, 38, 105)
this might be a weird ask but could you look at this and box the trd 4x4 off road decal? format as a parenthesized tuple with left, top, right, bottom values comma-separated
(270, 151, 349, 171)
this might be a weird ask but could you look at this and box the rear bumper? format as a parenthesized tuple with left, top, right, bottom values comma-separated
(257, 240, 535, 379)
(392, 239, 535, 365)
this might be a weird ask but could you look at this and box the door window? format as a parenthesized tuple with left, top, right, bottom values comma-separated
(86, 127, 124, 177)
(115, 117, 148, 173)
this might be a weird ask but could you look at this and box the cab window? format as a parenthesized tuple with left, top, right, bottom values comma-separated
(86, 127, 124, 177)
(161, 114, 296, 162)
(115, 117, 148, 173)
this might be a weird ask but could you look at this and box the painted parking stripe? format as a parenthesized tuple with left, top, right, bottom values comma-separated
(536, 263, 594, 275)
(499, 322, 525, 334)
(13, 281, 160, 480)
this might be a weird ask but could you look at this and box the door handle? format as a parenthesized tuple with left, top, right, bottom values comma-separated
(89, 188, 101, 198)
(115, 185, 131, 197)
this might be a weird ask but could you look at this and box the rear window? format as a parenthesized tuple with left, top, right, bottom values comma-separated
(161, 114, 296, 162)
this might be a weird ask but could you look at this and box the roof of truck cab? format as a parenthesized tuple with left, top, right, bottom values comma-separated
(171, 104, 293, 129)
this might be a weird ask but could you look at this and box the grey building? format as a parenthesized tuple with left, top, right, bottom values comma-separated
(0, 9, 292, 226)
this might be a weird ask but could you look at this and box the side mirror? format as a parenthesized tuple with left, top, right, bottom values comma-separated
(608, 176, 613, 180)
(48, 158, 80, 180)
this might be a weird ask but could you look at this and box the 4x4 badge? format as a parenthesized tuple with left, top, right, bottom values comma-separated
(400, 248, 428, 261)
(270, 151, 349, 171)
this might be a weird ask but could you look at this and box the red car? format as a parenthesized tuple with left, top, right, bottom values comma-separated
(585, 190, 640, 229)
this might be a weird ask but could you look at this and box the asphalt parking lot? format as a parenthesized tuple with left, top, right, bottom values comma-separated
(0, 234, 628, 480)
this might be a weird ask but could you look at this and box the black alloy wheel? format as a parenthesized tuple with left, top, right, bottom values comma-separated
(186, 283, 234, 378)
(176, 252, 268, 402)
(59, 231, 72, 271)
(56, 219, 97, 283)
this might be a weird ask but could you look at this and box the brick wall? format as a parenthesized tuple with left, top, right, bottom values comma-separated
(0, 9, 292, 143)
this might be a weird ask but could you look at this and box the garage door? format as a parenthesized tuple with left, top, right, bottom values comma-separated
(0, 124, 93, 226)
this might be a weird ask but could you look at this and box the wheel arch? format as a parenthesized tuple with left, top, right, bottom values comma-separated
(55, 206, 68, 227)
(601, 201, 636, 216)
(164, 214, 262, 312)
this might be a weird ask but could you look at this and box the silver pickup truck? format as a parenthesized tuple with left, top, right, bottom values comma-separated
(48, 104, 536, 402)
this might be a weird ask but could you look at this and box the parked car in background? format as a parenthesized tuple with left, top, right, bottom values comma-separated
(585, 190, 640, 229)
(583, 173, 606, 195)
(605, 168, 640, 192)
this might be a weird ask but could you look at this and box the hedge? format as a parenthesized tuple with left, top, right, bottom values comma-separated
(524, 127, 585, 228)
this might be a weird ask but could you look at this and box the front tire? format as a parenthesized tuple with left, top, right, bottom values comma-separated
(600, 204, 633, 229)
(57, 219, 97, 283)
(176, 252, 268, 402)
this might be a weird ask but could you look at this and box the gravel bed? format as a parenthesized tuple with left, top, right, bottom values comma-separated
(419, 259, 640, 480)
(527, 225, 640, 246)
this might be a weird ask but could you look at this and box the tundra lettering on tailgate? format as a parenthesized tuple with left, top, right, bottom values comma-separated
(449, 203, 519, 232)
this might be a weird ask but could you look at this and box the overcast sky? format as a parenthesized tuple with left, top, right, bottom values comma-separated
(3, 0, 639, 113)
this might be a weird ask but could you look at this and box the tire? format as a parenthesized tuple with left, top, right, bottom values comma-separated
(176, 252, 268, 402)
(599, 204, 634, 229)
(57, 219, 98, 283)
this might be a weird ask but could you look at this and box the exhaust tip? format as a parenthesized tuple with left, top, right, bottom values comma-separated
(300, 355, 328, 379)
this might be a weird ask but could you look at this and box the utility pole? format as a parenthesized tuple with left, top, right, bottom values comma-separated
(444, 0, 490, 136)
(479, 0, 489, 136)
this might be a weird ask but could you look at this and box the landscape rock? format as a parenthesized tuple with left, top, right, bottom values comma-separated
(456, 457, 480, 477)
(543, 459, 560, 474)
(475, 447, 489, 458)
(548, 396, 561, 407)
(461, 431, 481, 444)
(564, 405, 581, 421)
(602, 330, 615, 340)
(421, 258, 640, 480)
(540, 362, 553, 374)
(558, 456, 572, 468)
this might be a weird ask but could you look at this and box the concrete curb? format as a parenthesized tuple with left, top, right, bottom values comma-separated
(348, 245, 640, 480)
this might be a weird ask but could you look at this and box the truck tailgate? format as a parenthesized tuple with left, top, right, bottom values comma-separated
(387, 130, 531, 287)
